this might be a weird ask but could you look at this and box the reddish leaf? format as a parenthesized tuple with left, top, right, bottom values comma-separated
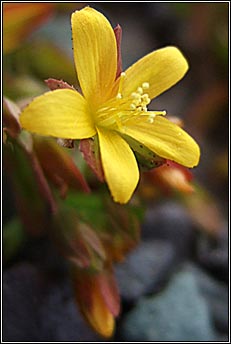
(53, 220, 92, 269)
(63, 194, 141, 263)
(144, 160, 194, 195)
(33, 136, 90, 197)
(45, 78, 75, 91)
(3, 97, 21, 138)
(80, 137, 104, 182)
(4, 137, 57, 236)
(98, 200, 141, 263)
(184, 185, 225, 237)
(52, 208, 106, 269)
(80, 224, 106, 262)
(96, 268, 120, 317)
(114, 24, 123, 79)
(71, 268, 116, 338)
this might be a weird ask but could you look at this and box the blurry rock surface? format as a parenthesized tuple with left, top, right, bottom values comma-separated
(3, 263, 101, 341)
(120, 266, 216, 341)
(115, 240, 176, 302)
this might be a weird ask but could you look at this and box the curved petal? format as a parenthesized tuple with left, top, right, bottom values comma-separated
(71, 7, 117, 108)
(122, 46, 189, 100)
(20, 89, 96, 139)
(97, 127, 139, 203)
(120, 115, 200, 168)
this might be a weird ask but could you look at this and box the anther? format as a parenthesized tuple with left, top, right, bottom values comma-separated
(137, 87, 143, 95)
(129, 81, 151, 112)
(130, 103, 137, 110)
(148, 113, 155, 123)
(131, 92, 140, 99)
(142, 82, 149, 89)
(142, 94, 150, 103)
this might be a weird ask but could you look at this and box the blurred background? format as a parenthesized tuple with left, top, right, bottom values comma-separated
(3, 2, 229, 342)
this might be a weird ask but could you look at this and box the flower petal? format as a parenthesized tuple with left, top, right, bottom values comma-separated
(120, 115, 200, 168)
(97, 128, 139, 203)
(71, 7, 117, 108)
(20, 89, 96, 139)
(122, 46, 189, 100)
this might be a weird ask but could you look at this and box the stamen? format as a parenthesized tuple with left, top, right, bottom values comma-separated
(142, 94, 150, 103)
(154, 110, 167, 116)
(128, 81, 151, 112)
(95, 75, 167, 133)
(147, 110, 166, 124)
(148, 113, 155, 123)
(131, 92, 140, 99)
(116, 93, 122, 99)
(117, 72, 126, 97)
(130, 103, 137, 110)
(137, 87, 143, 95)
(142, 82, 149, 89)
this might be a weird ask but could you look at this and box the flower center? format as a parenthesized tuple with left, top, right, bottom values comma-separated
(129, 82, 151, 112)
(95, 72, 166, 128)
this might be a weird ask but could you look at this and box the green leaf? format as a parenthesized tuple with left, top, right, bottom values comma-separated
(52, 205, 106, 271)
(63, 192, 142, 262)
(4, 137, 56, 235)
(64, 192, 106, 228)
(122, 134, 166, 171)
(3, 217, 27, 263)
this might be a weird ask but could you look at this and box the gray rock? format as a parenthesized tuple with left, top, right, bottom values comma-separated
(38, 280, 102, 342)
(197, 225, 228, 282)
(115, 240, 176, 302)
(121, 267, 216, 341)
(142, 201, 195, 259)
(185, 263, 228, 333)
(3, 262, 102, 341)
(3, 263, 44, 341)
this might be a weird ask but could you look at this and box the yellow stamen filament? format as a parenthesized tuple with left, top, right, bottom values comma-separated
(154, 110, 167, 116)
(97, 78, 165, 129)
(147, 110, 166, 123)
(116, 72, 126, 98)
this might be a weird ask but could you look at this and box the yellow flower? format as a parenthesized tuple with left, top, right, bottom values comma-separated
(20, 7, 200, 204)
